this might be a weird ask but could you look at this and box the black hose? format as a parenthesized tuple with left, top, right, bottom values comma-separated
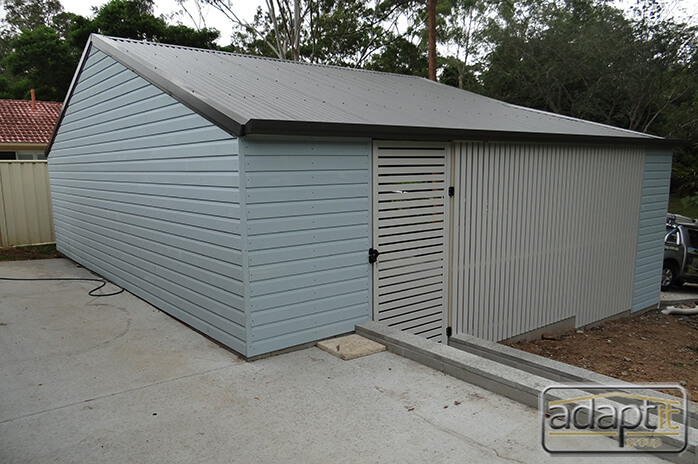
(0, 276, 124, 297)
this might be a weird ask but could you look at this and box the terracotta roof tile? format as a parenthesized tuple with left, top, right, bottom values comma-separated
(0, 99, 62, 144)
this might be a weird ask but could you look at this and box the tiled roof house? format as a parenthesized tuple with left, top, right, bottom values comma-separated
(0, 95, 62, 160)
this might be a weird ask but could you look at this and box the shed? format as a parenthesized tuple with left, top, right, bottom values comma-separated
(47, 34, 673, 358)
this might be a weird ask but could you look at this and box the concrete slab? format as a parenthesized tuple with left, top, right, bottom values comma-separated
(316, 334, 386, 360)
(661, 283, 698, 305)
(0, 259, 669, 464)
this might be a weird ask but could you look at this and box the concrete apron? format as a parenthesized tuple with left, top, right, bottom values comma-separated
(356, 322, 697, 464)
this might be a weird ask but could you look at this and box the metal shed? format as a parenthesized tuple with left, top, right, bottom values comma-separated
(47, 34, 673, 358)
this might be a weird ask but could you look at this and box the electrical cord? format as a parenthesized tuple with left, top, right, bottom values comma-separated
(0, 275, 124, 297)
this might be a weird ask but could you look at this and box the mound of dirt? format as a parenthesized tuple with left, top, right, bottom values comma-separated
(506, 309, 698, 398)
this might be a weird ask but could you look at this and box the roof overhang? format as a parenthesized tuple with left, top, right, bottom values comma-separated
(242, 119, 681, 148)
(46, 34, 681, 156)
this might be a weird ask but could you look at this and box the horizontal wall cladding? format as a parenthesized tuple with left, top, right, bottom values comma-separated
(242, 138, 371, 356)
(632, 150, 672, 311)
(452, 142, 645, 342)
(48, 48, 247, 354)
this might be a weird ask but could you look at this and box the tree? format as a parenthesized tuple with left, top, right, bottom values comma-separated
(204, 0, 411, 65)
(0, 0, 222, 101)
(2, 25, 78, 100)
(204, 0, 308, 60)
(365, 36, 428, 76)
(438, 0, 489, 89)
(1, 0, 65, 33)
(67, 0, 221, 50)
(479, 0, 697, 134)
(427, 0, 436, 79)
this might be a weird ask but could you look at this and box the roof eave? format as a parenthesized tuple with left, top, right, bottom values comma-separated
(243, 119, 679, 148)
(45, 38, 95, 158)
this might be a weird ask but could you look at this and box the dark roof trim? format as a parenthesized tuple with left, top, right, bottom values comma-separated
(243, 119, 681, 148)
(45, 40, 95, 157)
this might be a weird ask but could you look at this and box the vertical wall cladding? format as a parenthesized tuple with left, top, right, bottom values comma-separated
(48, 48, 247, 354)
(452, 142, 645, 342)
(632, 150, 672, 311)
(242, 138, 371, 356)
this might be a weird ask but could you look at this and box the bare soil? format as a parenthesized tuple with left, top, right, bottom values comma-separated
(506, 308, 698, 398)
(0, 244, 60, 261)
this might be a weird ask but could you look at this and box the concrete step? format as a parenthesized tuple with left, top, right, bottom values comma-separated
(449, 332, 698, 425)
(356, 322, 696, 464)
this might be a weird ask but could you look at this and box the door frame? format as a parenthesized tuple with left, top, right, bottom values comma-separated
(370, 140, 452, 342)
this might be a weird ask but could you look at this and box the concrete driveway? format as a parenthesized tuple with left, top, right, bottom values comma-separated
(661, 282, 698, 305)
(0, 258, 667, 464)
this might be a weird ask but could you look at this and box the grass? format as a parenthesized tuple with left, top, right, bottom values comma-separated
(669, 194, 698, 219)
(0, 243, 60, 261)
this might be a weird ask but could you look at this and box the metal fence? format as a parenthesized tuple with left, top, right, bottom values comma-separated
(0, 161, 55, 247)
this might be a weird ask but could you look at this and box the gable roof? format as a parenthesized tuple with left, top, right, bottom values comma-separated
(0, 99, 62, 145)
(56, 34, 668, 146)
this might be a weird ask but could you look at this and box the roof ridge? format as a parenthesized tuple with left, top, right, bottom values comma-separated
(103, 35, 424, 80)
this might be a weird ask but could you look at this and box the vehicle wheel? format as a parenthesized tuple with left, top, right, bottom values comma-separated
(661, 262, 678, 291)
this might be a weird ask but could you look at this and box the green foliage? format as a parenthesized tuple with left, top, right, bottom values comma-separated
(479, 0, 697, 137)
(70, 0, 220, 47)
(669, 194, 698, 219)
(2, 0, 65, 32)
(163, 24, 219, 48)
(84, 0, 166, 41)
(439, 56, 480, 91)
(365, 36, 428, 76)
(2, 25, 78, 100)
(219, 0, 406, 66)
(682, 195, 698, 211)
(0, 0, 221, 101)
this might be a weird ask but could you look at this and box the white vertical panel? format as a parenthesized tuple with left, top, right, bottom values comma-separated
(372, 142, 450, 343)
(452, 142, 644, 341)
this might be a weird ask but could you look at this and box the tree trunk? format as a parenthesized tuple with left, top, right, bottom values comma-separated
(428, 0, 436, 81)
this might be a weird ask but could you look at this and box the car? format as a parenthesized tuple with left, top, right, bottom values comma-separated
(662, 213, 698, 290)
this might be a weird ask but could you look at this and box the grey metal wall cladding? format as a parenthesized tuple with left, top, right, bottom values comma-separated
(242, 138, 372, 356)
(632, 150, 672, 311)
(48, 48, 246, 354)
(452, 142, 645, 342)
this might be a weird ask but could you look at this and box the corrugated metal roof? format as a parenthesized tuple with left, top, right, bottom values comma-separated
(73, 34, 664, 144)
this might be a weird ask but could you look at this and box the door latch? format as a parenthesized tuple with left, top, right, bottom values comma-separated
(368, 248, 380, 264)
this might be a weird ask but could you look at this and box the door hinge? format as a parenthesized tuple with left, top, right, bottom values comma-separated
(446, 327, 452, 337)
(368, 247, 380, 264)
(448, 186, 454, 197)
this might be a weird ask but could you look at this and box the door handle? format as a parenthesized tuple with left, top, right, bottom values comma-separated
(368, 248, 380, 264)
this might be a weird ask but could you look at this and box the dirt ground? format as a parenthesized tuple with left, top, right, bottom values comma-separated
(0, 244, 60, 261)
(507, 306, 698, 398)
